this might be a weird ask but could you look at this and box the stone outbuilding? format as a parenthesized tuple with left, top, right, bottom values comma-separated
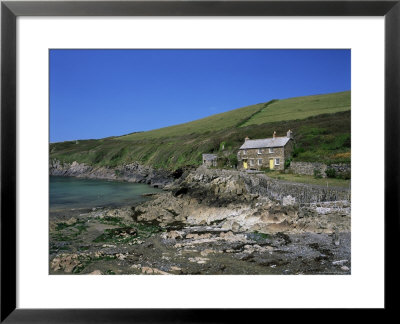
(202, 154, 218, 167)
(237, 130, 294, 171)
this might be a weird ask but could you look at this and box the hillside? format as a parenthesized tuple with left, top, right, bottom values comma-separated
(240, 91, 350, 127)
(118, 102, 269, 141)
(117, 91, 350, 141)
(50, 91, 351, 169)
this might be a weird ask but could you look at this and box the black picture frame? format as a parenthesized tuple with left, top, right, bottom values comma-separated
(1, 0, 399, 322)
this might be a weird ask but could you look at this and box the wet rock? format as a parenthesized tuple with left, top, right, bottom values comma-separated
(162, 230, 184, 240)
(283, 195, 296, 206)
(131, 264, 141, 269)
(116, 253, 127, 260)
(332, 231, 341, 246)
(231, 222, 240, 232)
(141, 267, 170, 275)
(102, 244, 116, 248)
(200, 249, 217, 257)
(50, 253, 82, 273)
(188, 257, 209, 264)
(65, 217, 78, 225)
(186, 233, 212, 240)
(235, 253, 254, 261)
(169, 266, 182, 274)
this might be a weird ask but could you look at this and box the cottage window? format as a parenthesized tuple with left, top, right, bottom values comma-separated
(275, 158, 280, 166)
(257, 149, 262, 154)
(249, 159, 254, 166)
(257, 159, 263, 166)
(269, 148, 274, 153)
(243, 150, 247, 155)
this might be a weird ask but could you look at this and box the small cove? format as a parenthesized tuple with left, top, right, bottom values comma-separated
(50, 176, 161, 210)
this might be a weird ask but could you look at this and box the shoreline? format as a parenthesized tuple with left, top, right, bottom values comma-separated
(49, 162, 351, 275)
(50, 160, 350, 204)
(49, 160, 178, 189)
(50, 200, 351, 275)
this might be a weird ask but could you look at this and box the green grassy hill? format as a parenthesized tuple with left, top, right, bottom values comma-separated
(50, 91, 351, 169)
(118, 102, 269, 141)
(240, 91, 350, 126)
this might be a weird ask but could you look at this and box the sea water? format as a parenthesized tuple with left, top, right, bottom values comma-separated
(50, 176, 161, 210)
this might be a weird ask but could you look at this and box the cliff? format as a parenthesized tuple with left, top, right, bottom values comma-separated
(49, 159, 175, 188)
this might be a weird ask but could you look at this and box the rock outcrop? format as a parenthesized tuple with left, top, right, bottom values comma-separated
(132, 192, 350, 235)
(167, 166, 351, 204)
(49, 159, 174, 188)
(129, 166, 351, 234)
(50, 163, 351, 235)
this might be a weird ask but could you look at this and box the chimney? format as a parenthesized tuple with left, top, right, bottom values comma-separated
(245, 136, 250, 142)
(273, 131, 276, 139)
(287, 129, 293, 139)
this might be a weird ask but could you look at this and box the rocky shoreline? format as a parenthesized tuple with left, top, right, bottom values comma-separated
(49, 159, 178, 188)
(50, 160, 350, 204)
(49, 162, 351, 275)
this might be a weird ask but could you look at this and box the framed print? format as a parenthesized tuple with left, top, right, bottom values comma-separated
(1, 0, 399, 322)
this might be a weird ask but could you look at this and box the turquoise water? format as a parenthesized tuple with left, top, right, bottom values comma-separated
(50, 176, 161, 210)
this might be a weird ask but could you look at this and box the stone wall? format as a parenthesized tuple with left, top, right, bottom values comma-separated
(244, 173, 351, 204)
(329, 163, 351, 175)
(289, 162, 351, 178)
(289, 162, 327, 177)
(187, 167, 351, 205)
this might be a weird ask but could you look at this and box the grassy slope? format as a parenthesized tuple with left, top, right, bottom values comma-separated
(50, 91, 351, 169)
(241, 91, 350, 126)
(118, 102, 269, 141)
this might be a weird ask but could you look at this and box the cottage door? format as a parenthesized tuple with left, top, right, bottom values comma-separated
(269, 158, 274, 170)
(243, 161, 248, 169)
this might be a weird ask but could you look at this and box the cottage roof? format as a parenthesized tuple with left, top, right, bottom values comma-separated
(202, 154, 218, 161)
(239, 137, 290, 149)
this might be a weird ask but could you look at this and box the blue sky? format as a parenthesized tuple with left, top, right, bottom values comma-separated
(50, 49, 350, 142)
